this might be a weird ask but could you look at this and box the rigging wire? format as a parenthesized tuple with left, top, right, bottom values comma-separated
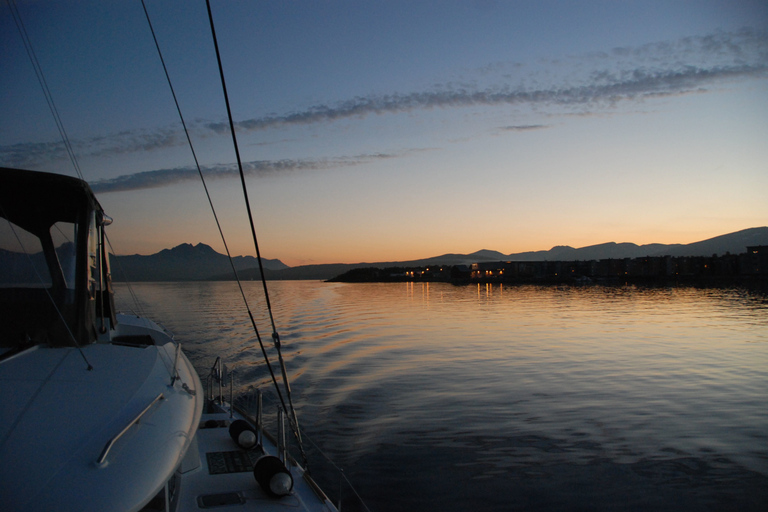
(5, 0, 84, 181)
(141, 0, 307, 466)
(106, 236, 180, 383)
(104, 233, 146, 319)
(3, 0, 91, 369)
(203, 0, 306, 460)
(0, 213, 93, 370)
(301, 430, 374, 512)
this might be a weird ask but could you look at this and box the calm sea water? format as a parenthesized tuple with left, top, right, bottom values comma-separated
(115, 281, 768, 512)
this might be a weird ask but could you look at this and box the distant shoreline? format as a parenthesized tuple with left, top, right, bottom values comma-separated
(328, 274, 768, 290)
(105, 229, 767, 282)
(326, 250, 768, 292)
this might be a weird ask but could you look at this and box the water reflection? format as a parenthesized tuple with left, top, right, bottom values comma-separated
(115, 281, 768, 511)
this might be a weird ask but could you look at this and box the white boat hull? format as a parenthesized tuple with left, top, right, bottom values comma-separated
(0, 314, 202, 512)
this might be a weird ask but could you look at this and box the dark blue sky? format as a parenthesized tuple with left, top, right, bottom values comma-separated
(2, 0, 766, 265)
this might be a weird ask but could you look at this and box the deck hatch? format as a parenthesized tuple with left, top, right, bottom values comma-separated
(112, 334, 154, 347)
(197, 492, 245, 508)
(206, 450, 261, 475)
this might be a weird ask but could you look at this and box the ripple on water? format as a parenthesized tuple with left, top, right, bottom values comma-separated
(115, 281, 768, 511)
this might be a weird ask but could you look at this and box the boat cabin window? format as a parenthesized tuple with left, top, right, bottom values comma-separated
(52, 221, 78, 290)
(88, 211, 99, 299)
(0, 219, 52, 287)
(0, 219, 77, 291)
(0, 216, 80, 352)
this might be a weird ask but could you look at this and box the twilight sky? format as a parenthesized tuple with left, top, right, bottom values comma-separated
(1, 0, 767, 266)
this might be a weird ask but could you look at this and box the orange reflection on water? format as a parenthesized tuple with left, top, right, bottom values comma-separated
(115, 281, 768, 476)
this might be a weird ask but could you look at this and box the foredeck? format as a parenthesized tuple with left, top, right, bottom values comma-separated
(176, 408, 337, 512)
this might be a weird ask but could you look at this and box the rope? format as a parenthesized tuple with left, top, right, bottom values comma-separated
(5, 0, 84, 181)
(301, 430, 374, 512)
(104, 233, 145, 318)
(108, 233, 179, 383)
(203, 0, 308, 468)
(141, 0, 306, 466)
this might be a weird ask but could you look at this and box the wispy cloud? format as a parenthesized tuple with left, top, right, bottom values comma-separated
(88, 128, 182, 156)
(89, 153, 398, 193)
(0, 127, 186, 169)
(207, 29, 766, 134)
(500, 124, 549, 132)
(3, 29, 765, 172)
(208, 62, 765, 134)
(0, 141, 69, 168)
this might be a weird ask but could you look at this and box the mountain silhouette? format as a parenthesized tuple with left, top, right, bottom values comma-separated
(107, 227, 767, 281)
(259, 227, 768, 280)
(111, 243, 287, 281)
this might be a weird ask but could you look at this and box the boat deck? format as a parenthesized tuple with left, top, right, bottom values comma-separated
(175, 408, 337, 512)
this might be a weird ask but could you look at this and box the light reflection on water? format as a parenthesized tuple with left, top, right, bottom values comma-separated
(115, 281, 768, 511)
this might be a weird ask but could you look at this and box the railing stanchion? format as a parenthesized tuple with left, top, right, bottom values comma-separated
(217, 359, 223, 404)
(256, 389, 262, 447)
(277, 407, 287, 465)
(229, 369, 235, 418)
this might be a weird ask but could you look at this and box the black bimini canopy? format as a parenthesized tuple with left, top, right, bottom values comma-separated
(0, 167, 102, 235)
(1, 167, 109, 350)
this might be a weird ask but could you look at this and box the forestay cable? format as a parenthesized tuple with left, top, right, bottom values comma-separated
(104, 233, 145, 319)
(5, 0, 84, 181)
(203, 0, 305, 455)
(141, 0, 307, 466)
(4, 0, 92, 369)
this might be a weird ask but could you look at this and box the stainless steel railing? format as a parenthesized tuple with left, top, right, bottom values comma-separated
(96, 393, 165, 465)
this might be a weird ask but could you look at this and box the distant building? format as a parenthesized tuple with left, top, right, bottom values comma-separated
(744, 246, 768, 275)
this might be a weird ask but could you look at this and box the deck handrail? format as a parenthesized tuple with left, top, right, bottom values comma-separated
(96, 393, 165, 465)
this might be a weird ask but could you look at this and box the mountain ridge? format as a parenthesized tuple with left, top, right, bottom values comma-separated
(112, 242, 288, 282)
(111, 227, 767, 281)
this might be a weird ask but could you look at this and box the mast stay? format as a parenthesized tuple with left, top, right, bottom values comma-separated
(141, 0, 308, 468)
